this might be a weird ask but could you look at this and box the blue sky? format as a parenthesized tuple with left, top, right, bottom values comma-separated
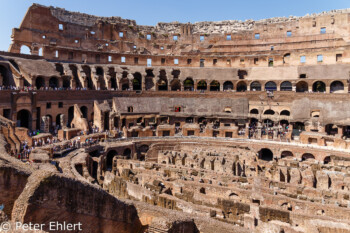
(1, 0, 349, 51)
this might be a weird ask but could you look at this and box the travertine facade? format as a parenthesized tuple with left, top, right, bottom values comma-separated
(2, 4, 350, 233)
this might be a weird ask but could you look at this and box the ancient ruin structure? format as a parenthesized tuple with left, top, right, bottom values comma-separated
(2, 3, 350, 232)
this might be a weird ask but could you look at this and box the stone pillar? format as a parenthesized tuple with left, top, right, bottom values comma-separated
(246, 84, 250, 91)
(58, 78, 63, 88)
(277, 84, 280, 91)
(337, 126, 344, 138)
(141, 72, 147, 91)
(326, 85, 330, 93)
(44, 78, 49, 88)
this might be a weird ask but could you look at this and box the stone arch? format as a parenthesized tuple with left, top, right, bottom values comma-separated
(106, 150, 118, 170)
(145, 69, 155, 90)
(80, 106, 88, 119)
(49, 77, 59, 89)
(55, 64, 64, 75)
(17, 109, 32, 129)
(296, 81, 308, 92)
(280, 110, 290, 116)
(35, 76, 45, 89)
(62, 77, 70, 89)
(183, 78, 194, 91)
(281, 151, 293, 158)
(324, 156, 331, 164)
(265, 81, 277, 91)
(236, 81, 247, 92)
(82, 65, 93, 89)
(197, 80, 207, 90)
(258, 148, 273, 161)
(20, 45, 31, 55)
(67, 106, 74, 128)
(132, 72, 142, 91)
(120, 72, 129, 90)
(280, 81, 292, 91)
(69, 64, 81, 88)
(0, 65, 10, 86)
(264, 109, 275, 115)
(312, 81, 326, 92)
(302, 153, 315, 161)
(157, 76, 168, 91)
(123, 148, 132, 159)
(170, 79, 181, 91)
(250, 109, 259, 114)
(223, 81, 233, 91)
(250, 81, 261, 91)
(330, 80, 344, 93)
(55, 114, 63, 129)
(210, 80, 220, 91)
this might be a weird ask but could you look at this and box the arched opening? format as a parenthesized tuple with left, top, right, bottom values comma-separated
(324, 156, 331, 164)
(171, 79, 181, 91)
(96, 67, 103, 76)
(67, 106, 74, 128)
(199, 187, 206, 194)
(35, 76, 45, 89)
(20, 45, 31, 55)
(281, 151, 293, 158)
(186, 117, 194, 123)
(133, 72, 142, 90)
(69, 65, 81, 88)
(197, 80, 207, 90)
(250, 81, 261, 91)
(106, 150, 118, 171)
(55, 64, 64, 75)
(236, 81, 247, 92)
(123, 148, 132, 159)
(250, 109, 259, 114)
(0, 66, 10, 87)
(80, 106, 88, 119)
(46, 114, 53, 131)
(55, 114, 63, 129)
(330, 81, 344, 93)
(280, 120, 289, 126)
(296, 81, 308, 92)
(62, 77, 70, 89)
(210, 80, 220, 91)
(280, 81, 292, 91)
(17, 109, 31, 129)
(38, 48, 43, 56)
(264, 109, 275, 115)
(82, 65, 93, 90)
(157, 78, 168, 91)
(263, 119, 274, 127)
(223, 81, 233, 91)
(258, 148, 273, 161)
(325, 124, 338, 136)
(183, 78, 194, 91)
(283, 53, 291, 64)
(265, 81, 277, 91)
(49, 77, 59, 89)
(280, 110, 290, 116)
(302, 153, 315, 161)
(312, 81, 326, 92)
(145, 70, 155, 90)
(120, 73, 129, 90)
(111, 77, 117, 90)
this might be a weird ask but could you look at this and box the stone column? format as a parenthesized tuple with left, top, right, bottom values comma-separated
(326, 85, 330, 93)
(127, 74, 134, 90)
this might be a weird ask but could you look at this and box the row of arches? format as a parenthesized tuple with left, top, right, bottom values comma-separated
(259, 148, 331, 163)
(250, 109, 290, 116)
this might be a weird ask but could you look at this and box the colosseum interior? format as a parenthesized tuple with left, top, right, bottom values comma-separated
(2, 3, 350, 233)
